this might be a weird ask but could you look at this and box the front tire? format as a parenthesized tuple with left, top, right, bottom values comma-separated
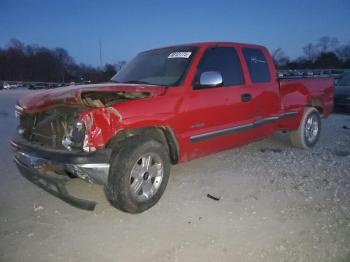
(105, 136, 170, 213)
(290, 107, 321, 149)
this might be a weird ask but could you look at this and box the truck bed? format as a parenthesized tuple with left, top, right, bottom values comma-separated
(279, 77, 334, 117)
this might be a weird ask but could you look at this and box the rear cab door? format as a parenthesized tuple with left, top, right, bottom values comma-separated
(240, 46, 281, 139)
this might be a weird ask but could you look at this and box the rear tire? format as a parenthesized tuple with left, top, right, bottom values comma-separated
(290, 107, 321, 149)
(105, 136, 170, 213)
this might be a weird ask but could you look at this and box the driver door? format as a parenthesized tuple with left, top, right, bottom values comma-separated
(183, 46, 256, 160)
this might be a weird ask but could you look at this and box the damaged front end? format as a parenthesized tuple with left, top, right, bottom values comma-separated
(12, 105, 113, 210)
(13, 104, 112, 210)
(12, 86, 163, 210)
(16, 89, 151, 152)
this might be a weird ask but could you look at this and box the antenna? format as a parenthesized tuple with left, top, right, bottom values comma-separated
(99, 38, 103, 68)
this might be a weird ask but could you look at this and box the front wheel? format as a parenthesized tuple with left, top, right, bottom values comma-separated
(105, 136, 170, 213)
(289, 107, 321, 149)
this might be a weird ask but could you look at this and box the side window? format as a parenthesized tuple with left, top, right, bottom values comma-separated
(242, 48, 271, 83)
(194, 47, 244, 88)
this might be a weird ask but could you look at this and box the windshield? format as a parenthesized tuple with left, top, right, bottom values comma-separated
(111, 46, 197, 86)
(338, 72, 350, 86)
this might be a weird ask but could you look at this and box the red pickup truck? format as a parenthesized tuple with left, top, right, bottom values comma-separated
(12, 42, 334, 213)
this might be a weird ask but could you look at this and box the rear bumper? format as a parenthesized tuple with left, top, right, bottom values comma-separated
(11, 135, 112, 210)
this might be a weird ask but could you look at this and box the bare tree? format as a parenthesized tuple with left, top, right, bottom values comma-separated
(6, 38, 25, 51)
(303, 43, 318, 62)
(54, 48, 75, 82)
(317, 36, 339, 53)
(336, 42, 350, 62)
(314, 52, 342, 68)
(115, 60, 127, 71)
(271, 48, 289, 67)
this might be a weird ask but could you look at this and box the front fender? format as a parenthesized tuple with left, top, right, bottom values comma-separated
(79, 107, 122, 151)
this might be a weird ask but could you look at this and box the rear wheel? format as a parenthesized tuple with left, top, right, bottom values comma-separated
(290, 107, 321, 149)
(105, 136, 170, 213)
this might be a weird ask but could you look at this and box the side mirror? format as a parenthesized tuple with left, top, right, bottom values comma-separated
(199, 71, 223, 87)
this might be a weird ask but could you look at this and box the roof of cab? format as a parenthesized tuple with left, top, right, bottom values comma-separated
(142, 41, 267, 53)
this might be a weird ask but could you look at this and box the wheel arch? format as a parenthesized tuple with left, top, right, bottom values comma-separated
(105, 126, 179, 164)
(307, 99, 325, 116)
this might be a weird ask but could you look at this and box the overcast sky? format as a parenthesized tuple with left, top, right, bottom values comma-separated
(1, 0, 349, 66)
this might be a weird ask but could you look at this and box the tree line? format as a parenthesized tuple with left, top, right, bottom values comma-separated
(0, 38, 125, 83)
(272, 36, 350, 69)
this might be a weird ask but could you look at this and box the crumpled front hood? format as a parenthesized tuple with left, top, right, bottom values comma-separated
(17, 83, 166, 112)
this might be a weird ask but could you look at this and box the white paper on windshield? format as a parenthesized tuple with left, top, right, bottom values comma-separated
(168, 52, 192, 59)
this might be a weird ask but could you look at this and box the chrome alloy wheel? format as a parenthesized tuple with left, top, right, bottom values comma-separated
(304, 114, 319, 144)
(129, 153, 164, 202)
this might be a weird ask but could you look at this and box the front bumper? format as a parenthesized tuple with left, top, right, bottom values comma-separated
(11, 135, 112, 210)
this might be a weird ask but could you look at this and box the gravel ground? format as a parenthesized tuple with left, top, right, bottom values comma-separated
(0, 90, 349, 262)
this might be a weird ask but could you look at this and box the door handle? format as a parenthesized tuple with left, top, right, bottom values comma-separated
(241, 93, 252, 102)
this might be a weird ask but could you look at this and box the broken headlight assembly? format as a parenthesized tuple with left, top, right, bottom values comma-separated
(62, 121, 86, 151)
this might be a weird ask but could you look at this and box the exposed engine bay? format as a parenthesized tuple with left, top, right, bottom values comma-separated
(17, 106, 84, 150)
(16, 90, 152, 151)
(81, 91, 151, 107)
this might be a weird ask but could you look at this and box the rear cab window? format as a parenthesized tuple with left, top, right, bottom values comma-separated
(242, 48, 271, 83)
(194, 47, 244, 89)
